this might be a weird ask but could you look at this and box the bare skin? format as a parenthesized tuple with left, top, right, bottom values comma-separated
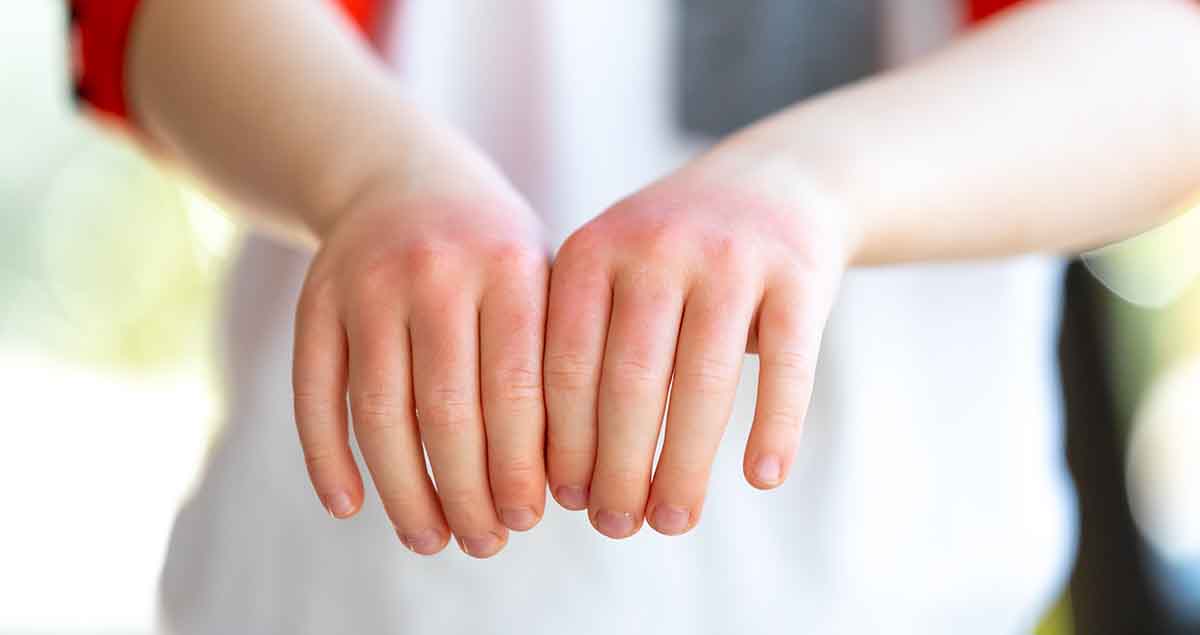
(124, 0, 1200, 552)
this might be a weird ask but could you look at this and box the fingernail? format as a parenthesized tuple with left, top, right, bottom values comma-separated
(500, 507, 539, 531)
(651, 505, 691, 535)
(755, 456, 782, 485)
(459, 531, 505, 558)
(555, 485, 589, 510)
(325, 492, 355, 518)
(402, 529, 443, 555)
(595, 510, 636, 538)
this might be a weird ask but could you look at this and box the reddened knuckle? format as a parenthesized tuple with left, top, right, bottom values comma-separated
(403, 239, 458, 280)
(490, 241, 545, 274)
(633, 220, 684, 256)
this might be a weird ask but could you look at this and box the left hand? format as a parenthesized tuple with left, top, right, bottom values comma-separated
(543, 150, 856, 538)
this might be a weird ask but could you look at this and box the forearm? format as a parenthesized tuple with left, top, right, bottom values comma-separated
(127, 0, 511, 242)
(708, 0, 1200, 265)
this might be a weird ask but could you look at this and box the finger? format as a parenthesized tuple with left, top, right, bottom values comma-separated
(480, 259, 549, 531)
(647, 284, 756, 535)
(744, 276, 828, 490)
(411, 295, 508, 558)
(345, 307, 450, 556)
(589, 267, 683, 539)
(543, 247, 612, 511)
(293, 283, 363, 519)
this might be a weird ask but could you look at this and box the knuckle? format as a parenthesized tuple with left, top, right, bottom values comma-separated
(351, 391, 409, 431)
(763, 349, 816, 383)
(677, 355, 738, 393)
(489, 241, 545, 275)
(755, 406, 805, 434)
(491, 456, 544, 493)
(632, 222, 679, 255)
(605, 357, 662, 395)
(403, 239, 456, 279)
(302, 447, 342, 474)
(555, 228, 613, 276)
(293, 391, 334, 423)
(758, 302, 804, 334)
(489, 363, 544, 405)
(558, 224, 604, 259)
(298, 271, 338, 316)
(355, 256, 406, 295)
(544, 352, 597, 392)
(420, 389, 479, 434)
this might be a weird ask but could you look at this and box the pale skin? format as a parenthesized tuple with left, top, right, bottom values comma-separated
(126, 0, 1200, 554)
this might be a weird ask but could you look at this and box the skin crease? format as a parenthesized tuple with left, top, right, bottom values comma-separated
(125, 0, 1200, 554)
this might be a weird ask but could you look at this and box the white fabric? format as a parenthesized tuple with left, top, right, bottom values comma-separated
(159, 2, 1076, 633)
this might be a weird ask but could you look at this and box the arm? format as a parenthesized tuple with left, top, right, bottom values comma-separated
(713, 0, 1200, 264)
(543, 0, 1200, 539)
(124, 0, 550, 557)
(127, 0, 520, 242)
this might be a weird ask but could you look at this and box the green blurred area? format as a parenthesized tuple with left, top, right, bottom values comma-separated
(0, 1, 239, 372)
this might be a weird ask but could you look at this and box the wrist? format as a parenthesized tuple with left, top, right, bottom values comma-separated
(306, 102, 526, 243)
(686, 133, 866, 271)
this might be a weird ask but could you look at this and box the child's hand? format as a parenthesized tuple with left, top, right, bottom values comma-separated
(543, 153, 853, 538)
(292, 139, 549, 558)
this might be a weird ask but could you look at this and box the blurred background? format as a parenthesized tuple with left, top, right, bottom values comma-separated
(3, 2, 1200, 633)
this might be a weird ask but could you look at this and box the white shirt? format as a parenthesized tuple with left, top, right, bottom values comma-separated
(159, 2, 1075, 633)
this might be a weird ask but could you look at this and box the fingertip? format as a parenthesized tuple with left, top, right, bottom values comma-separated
(553, 484, 590, 511)
(590, 509, 640, 539)
(323, 490, 361, 519)
(745, 453, 786, 490)
(457, 530, 509, 559)
(397, 528, 451, 556)
(499, 506, 542, 532)
(647, 503, 694, 536)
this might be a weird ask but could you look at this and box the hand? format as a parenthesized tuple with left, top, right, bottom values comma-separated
(543, 152, 853, 538)
(292, 138, 550, 558)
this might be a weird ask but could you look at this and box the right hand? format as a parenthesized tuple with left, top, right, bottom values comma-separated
(291, 131, 550, 559)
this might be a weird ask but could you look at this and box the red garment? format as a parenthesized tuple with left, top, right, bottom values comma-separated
(70, 0, 1018, 132)
(69, 0, 387, 126)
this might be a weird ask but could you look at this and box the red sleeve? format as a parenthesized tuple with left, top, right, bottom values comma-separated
(966, 0, 1026, 24)
(70, 0, 388, 133)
